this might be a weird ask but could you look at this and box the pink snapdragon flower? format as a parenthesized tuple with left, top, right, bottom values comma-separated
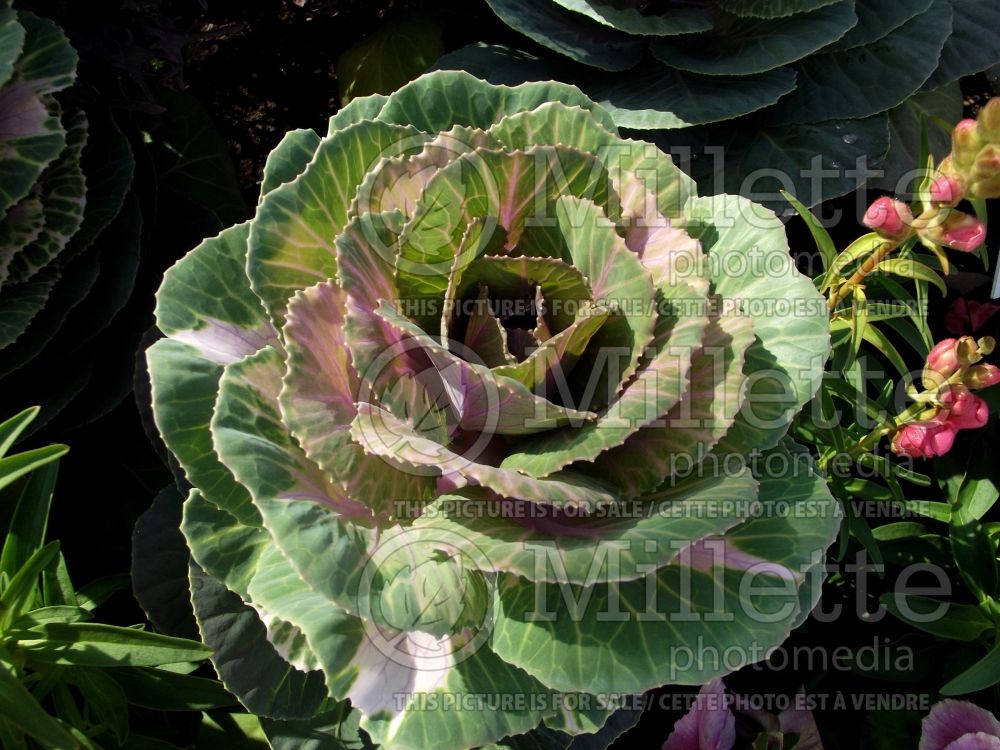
(940, 386, 990, 430)
(891, 417, 958, 459)
(937, 212, 987, 252)
(920, 699, 1000, 750)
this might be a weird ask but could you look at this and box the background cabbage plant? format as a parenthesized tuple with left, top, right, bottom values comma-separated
(0, 3, 138, 430)
(147, 70, 839, 749)
(436, 0, 1000, 206)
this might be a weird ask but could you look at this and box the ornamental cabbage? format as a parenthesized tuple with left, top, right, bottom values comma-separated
(147, 71, 838, 749)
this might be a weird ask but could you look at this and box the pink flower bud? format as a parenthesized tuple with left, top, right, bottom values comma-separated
(980, 98, 1000, 136)
(930, 174, 965, 205)
(966, 363, 1000, 390)
(952, 119, 980, 166)
(922, 338, 961, 388)
(862, 197, 913, 239)
(891, 419, 957, 459)
(940, 387, 989, 430)
(938, 212, 987, 252)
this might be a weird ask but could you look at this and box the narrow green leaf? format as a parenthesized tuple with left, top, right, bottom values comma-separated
(20, 622, 212, 667)
(0, 460, 57, 582)
(781, 190, 836, 272)
(882, 594, 993, 642)
(0, 541, 59, 629)
(875, 258, 947, 295)
(0, 652, 77, 749)
(951, 493, 1000, 603)
(0, 444, 67, 493)
(0, 407, 39, 458)
(941, 641, 1000, 695)
(861, 324, 910, 378)
(849, 286, 867, 364)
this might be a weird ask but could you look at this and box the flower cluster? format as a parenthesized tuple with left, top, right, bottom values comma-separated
(862, 99, 1000, 254)
(891, 336, 1000, 459)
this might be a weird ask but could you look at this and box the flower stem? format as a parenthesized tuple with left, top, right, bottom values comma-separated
(828, 239, 897, 311)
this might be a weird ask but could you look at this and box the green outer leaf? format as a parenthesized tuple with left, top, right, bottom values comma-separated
(259, 128, 321, 200)
(155, 222, 277, 362)
(6, 109, 87, 283)
(482, 0, 644, 71)
(329, 96, 389, 136)
(490, 440, 839, 693)
(0, 89, 64, 220)
(10, 12, 76, 94)
(868, 84, 962, 195)
(686, 195, 829, 455)
(189, 563, 330, 719)
(247, 120, 425, 325)
(211, 345, 375, 614)
(717, 0, 841, 18)
(922, 0, 1000, 90)
(0, 8, 25, 89)
(107, 666, 239, 711)
(182, 490, 265, 600)
(651, 1, 857, 75)
(243, 545, 364, 701)
(0, 655, 77, 750)
(378, 70, 618, 133)
(662, 114, 890, 209)
(0, 267, 59, 350)
(146, 338, 259, 526)
(20, 622, 211, 666)
(550, 0, 711, 35)
(761, 0, 952, 124)
(154, 87, 247, 226)
(337, 14, 444, 105)
(261, 701, 370, 750)
(131, 485, 199, 639)
(587, 65, 797, 130)
(825, 0, 933, 51)
(62, 107, 135, 260)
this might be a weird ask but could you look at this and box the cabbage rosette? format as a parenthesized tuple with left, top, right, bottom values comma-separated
(148, 71, 838, 749)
